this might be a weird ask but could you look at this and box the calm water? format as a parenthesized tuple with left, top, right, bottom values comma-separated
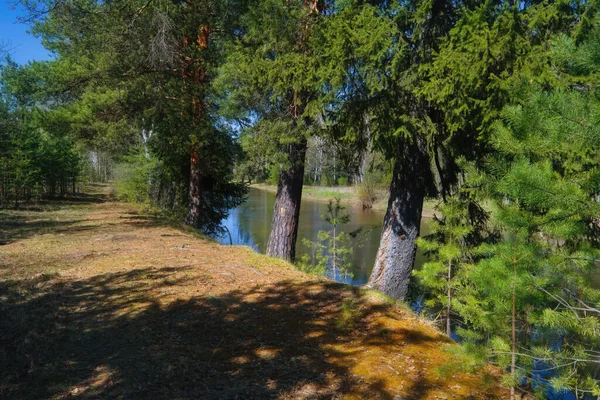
(217, 187, 429, 285)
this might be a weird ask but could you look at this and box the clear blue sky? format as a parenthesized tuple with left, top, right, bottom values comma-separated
(0, 1, 53, 64)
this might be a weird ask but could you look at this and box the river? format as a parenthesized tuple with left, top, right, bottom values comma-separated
(217, 187, 430, 285)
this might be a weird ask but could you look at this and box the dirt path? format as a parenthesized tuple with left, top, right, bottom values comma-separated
(0, 185, 506, 399)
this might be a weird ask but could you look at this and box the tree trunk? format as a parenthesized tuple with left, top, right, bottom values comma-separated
(510, 257, 517, 400)
(447, 259, 452, 336)
(266, 138, 307, 261)
(185, 144, 202, 227)
(367, 138, 429, 299)
(183, 22, 209, 229)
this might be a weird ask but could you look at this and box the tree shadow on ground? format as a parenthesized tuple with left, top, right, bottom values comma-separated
(0, 214, 95, 243)
(0, 267, 452, 399)
(2, 187, 108, 212)
(0, 189, 110, 244)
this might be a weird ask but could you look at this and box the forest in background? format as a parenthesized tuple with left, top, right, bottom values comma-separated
(2, 0, 600, 397)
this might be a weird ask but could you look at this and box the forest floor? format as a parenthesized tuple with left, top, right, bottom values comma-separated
(251, 184, 439, 217)
(0, 184, 506, 399)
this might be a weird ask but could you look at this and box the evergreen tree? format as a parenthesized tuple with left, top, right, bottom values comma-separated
(450, 86, 600, 398)
(15, 0, 248, 234)
(414, 195, 487, 336)
(359, 0, 582, 300)
(216, 0, 327, 260)
(299, 197, 356, 279)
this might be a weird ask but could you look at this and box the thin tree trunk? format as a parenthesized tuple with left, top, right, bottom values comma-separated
(447, 259, 452, 336)
(332, 224, 337, 279)
(511, 256, 517, 400)
(367, 138, 429, 299)
(185, 143, 202, 227)
(266, 138, 307, 261)
(184, 22, 209, 229)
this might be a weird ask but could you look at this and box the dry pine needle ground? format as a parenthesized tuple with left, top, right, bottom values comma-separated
(0, 184, 507, 399)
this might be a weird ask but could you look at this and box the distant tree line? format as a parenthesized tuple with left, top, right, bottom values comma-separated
(0, 61, 83, 205)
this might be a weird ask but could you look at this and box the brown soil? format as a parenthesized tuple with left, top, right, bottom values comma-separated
(0, 184, 506, 399)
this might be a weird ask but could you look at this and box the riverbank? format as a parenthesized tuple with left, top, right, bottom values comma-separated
(0, 184, 505, 399)
(251, 183, 439, 217)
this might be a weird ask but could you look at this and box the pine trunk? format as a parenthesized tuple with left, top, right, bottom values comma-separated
(183, 23, 209, 229)
(266, 139, 307, 261)
(266, 0, 320, 261)
(447, 260, 452, 336)
(511, 258, 517, 400)
(185, 144, 202, 227)
(367, 139, 429, 299)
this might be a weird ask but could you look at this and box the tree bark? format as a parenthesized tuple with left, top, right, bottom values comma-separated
(266, 0, 321, 261)
(367, 138, 429, 299)
(185, 144, 203, 227)
(266, 138, 307, 261)
(183, 23, 209, 229)
(447, 259, 452, 336)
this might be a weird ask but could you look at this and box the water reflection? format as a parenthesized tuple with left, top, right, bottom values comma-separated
(218, 187, 429, 285)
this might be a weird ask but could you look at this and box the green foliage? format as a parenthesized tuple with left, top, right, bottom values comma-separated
(0, 65, 84, 205)
(357, 181, 377, 210)
(448, 85, 600, 395)
(215, 0, 322, 172)
(414, 196, 479, 333)
(114, 152, 157, 205)
(9, 0, 248, 232)
(413, 20, 600, 394)
(298, 197, 355, 279)
(266, 164, 281, 186)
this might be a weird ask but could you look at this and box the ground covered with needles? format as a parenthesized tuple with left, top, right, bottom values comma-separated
(0, 184, 507, 399)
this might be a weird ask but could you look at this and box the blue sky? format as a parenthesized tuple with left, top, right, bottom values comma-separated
(0, 1, 52, 64)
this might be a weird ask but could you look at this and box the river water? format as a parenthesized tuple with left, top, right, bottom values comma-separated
(217, 187, 430, 285)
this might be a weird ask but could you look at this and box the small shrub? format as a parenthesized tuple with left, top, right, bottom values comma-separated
(114, 153, 157, 204)
(296, 197, 355, 280)
(357, 181, 377, 209)
(297, 237, 328, 276)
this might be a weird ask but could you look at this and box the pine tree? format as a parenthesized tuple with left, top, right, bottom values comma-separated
(362, 0, 579, 300)
(299, 197, 355, 279)
(414, 195, 484, 336)
(216, 0, 328, 261)
(451, 86, 600, 398)
(16, 0, 248, 233)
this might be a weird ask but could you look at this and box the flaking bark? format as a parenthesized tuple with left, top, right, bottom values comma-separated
(266, 139, 308, 261)
(367, 138, 429, 299)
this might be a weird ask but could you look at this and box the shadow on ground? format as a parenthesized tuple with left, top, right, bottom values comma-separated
(0, 267, 448, 400)
(0, 188, 110, 243)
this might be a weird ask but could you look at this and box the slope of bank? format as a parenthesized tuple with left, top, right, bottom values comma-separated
(251, 183, 438, 217)
(0, 184, 505, 399)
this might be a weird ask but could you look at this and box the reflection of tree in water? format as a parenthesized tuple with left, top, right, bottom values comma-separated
(217, 191, 273, 252)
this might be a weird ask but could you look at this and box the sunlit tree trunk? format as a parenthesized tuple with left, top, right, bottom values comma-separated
(266, 138, 307, 261)
(184, 24, 209, 228)
(367, 138, 429, 299)
(266, 0, 321, 261)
